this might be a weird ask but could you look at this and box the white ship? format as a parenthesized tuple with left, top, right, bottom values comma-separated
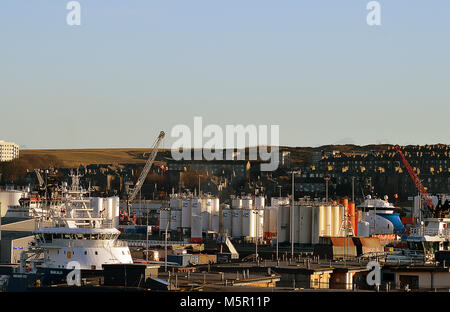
(358, 195, 406, 235)
(20, 172, 133, 272)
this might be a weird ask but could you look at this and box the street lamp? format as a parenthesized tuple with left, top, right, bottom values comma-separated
(165, 218, 169, 272)
(289, 170, 301, 260)
(252, 210, 260, 262)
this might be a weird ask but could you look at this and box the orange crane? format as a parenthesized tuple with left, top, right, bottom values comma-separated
(394, 145, 436, 216)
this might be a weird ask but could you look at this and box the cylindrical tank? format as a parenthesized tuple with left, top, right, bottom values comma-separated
(358, 221, 370, 237)
(256, 209, 264, 238)
(325, 205, 332, 236)
(269, 207, 278, 234)
(277, 205, 290, 243)
(319, 205, 326, 236)
(181, 198, 191, 228)
(271, 197, 279, 207)
(242, 210, 255, 237)
(255, 196, 265, 210)
(159, 208, 170, 231)
(211, 214, 220, 232)
(169, 196, 181, 209)
(203, 198, 212, 213)
(201, 211, 210, 232)
(191, 215, 202, 242)
(170, 209, 181, 230)
(232, 198, 242, 209)
(294, 206, 301, 243)
(190, 197, 201, 216)
(311, 205, 320, 244)
(332, 205, 341, 237)
(221, 209, 232, 235)
(242, 197, 253, 210)
(231, 209, 242, 237)
(263, 207, 271, 234)
(299, 206, 312, 244)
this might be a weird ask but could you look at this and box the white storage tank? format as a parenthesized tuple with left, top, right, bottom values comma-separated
(211, 214, 220, 232)
(257, 210, 264, 238)
(255, 196, 265, 210)
(299, 206, 312, 244)
(159, 208, 170, 230)
(271, 197, 279, 208)
(211, 198, 220, 232)
(311, 205, 320, 244)
(231, 209, 242, 237)
(170, 209, 182, 231)
(211, 198, 220, 214)
(319, 205, 326, 236)
(181, 198, 191, 228)
(263, 207, 271, 234)
(204, 198, 212, 213)
(169, 196, 181, 209)
(325, 205, 332, 236)
(277, 205, 290, 243)
(201, 211, 210, 232)
(241, 210, 253, 237)
(331, 205, 341, 237)
(232, 198, 243, 209)
(242, 197, 253, 210)
(294, 205, 301, 243)
(191, 215, 202, 241)
(190, 197, 202, 216)
(269, 207, 278, 234)
(221, 209, 232, 235)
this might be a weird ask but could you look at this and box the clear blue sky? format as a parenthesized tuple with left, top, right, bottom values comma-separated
(1, 0, 449, 149)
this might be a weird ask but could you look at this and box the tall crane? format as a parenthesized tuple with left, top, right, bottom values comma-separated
(126, 131, 165, 218)
(394, 145, 436, 217)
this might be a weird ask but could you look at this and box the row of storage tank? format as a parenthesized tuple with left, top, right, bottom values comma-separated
(160, 195, 221, 243)
(268, 198, 370, 244)
(160, 195, 267, 243)
(159, 195, 370, 244)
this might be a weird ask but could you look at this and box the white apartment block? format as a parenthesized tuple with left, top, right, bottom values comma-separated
(0, 141, 20, 162)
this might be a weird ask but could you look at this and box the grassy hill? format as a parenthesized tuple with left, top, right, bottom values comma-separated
(16, 144, 392, 169)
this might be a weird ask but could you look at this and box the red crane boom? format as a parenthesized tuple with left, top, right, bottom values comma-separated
(394, 145, 436, 214)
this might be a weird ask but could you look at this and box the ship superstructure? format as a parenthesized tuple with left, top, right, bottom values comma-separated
(19, 172, 132, 272)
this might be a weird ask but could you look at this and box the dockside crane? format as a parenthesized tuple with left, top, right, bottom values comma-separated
(125, 131, 165, 222)
(394, 145, 437, 218)
(34, 169, 45, 189)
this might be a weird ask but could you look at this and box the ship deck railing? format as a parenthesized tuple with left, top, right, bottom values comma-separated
(410, 228, 450, 238)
